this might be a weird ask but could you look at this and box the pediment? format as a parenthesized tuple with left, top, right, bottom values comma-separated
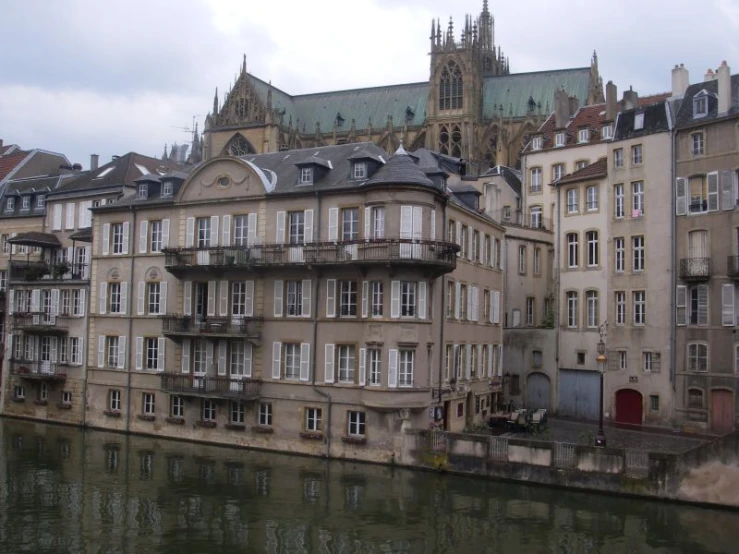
(177, 157, 268, 203)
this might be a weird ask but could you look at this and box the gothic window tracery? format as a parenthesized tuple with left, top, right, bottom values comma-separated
(235, 98, 249, 120)
(439, 61, 463, 111)
(439, 125, 462, 158)
(224, 134, 253, 157)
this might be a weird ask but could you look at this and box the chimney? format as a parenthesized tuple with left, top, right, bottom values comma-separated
(0, 138, 4, 151)
(671, 63, 689, 98)
(704, 68, 715, 81)
(605, 81, 618, 120)
(90, 154, 99, 170)
(717, 61, 731, 115)
(554, 88, 569, 128)
(622, 86, 639, 110)
(568, 95, 580, 117)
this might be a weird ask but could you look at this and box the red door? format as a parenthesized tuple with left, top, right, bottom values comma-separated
(615, 389, 643, 425)
(711, 390, 734, 435)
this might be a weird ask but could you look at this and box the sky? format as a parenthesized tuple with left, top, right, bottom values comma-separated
(1, 0, 737, 169)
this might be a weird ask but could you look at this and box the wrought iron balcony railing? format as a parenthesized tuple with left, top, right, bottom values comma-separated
(160, 373, 260, 400)
(161, 315, 262, 339)
(8, 359, 68, 380)
(11, 312, 70, 334)
(9, 261, 90, 283)
(679, 257, 711, 281)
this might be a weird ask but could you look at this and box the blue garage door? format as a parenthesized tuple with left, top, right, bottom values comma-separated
(557, 369, 600, 420)
(526, 372, 551, 411)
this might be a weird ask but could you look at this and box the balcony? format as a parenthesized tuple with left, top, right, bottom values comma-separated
(491, 210, 552, 231)
(160, 373, 260, 401)
(679, 257, 711, 281)
(9, 261, 90, 284)
(11, 313, 70, 335)
(161, 315, 262, 341)
(8, 359, 68, 381)
(729, 256, 739, 280)
(162, 238, 459, 277)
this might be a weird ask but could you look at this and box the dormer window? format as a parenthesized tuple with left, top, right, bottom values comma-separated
(555, 132, 565, 147)
(577, 129, 589, 143)
(21, 196, 30, 210)
(693, 95, 708, 118)
(634, 112, 644, 130)
(138, 184, 148, 199)
(5, 198, 15, 211)
(162, 181, 173, 197)
(300, 167, 313, 185)
(36, 195, 45, 208)
(353, 162, 367, 180)
(601, 125, 613, 140)
(532, 136, 543, 150)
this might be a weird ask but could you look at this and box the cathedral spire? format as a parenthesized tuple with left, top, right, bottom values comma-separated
(242, 54, 247, 74)
(162, 143, 168, 160)
(213, 87, 219, 115)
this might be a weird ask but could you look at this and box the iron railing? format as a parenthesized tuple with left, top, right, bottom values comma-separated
(9, 261, 89, 282)
(161, 315, 262, 338)
(728, 256, 739, 279)
(11, 312, 70, 333)
(8, 359, 68, 379)
(160, 373, 260, 400)
(679, 257, 711, 280)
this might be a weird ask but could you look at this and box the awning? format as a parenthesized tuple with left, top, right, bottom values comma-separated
(8, 232, 61, 248)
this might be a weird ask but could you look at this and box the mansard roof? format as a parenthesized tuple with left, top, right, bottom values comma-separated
(614, 101, 671, 141)
(555, 157, 607, 185)
(674, 72, 739, 129)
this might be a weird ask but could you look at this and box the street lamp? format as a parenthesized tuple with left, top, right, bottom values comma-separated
(595, 337, 607, 448)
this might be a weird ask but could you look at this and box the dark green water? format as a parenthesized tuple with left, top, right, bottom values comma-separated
(0, 419, 736, 554)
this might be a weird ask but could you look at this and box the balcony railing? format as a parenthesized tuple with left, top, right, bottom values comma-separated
(679, 257, 711, 281)
(162, 238, 459, 275)
(160, 373, 260, 400)
(11, 313, 70, 334)
(8, 359, 68, 380)
(490, 210, 552, 231)
(9, 261, 90, 283)
(161, 315, 262, 339)
(729, 256, 739, 280)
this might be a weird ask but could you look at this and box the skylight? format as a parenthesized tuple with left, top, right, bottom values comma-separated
(96, 167, 114, 178)
(135, 163, 150, 176)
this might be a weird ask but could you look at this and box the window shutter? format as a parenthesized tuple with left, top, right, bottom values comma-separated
(675, 177, 687, 215)
(7, 290, 14, 315)
(135, 337, 143, 370)
(99, 282, 107, 315)
(707, 172, 720, 212)
(477, 344, 483, 377)
(208, 215, 219, 247)
(388, 349, 398, 388)
(412, 206, 423, 241)
(301, 279, 311, 317)
(722, 284, 736, 326)
(361, 281, 369, 318)
(324, 343, 335, 383)
(117, 336, 126, 369)
(31, 290, 40, 323)
(390, 280, 400, 318)
(222, 215, 231, 246)
(102, 223, 110, 255)
(328, 208, 339, 241)
(98, 335, 105, 368)
(51, 289, 59, 316)
(467, 287, 473, 322)
(399, 205, 412, 240)
(471, 287, 478, 322)
(455, 221, 462, 256)
(489, 237, 495, 267)
(276, 211, 286, 243)
(53, 204, 62, 231)
(487, 344, 494, 377)
(364, 207, 371, 239)
(49, 337, 58, 363)
(244, 343, 253, 377)
(454, 281, 461, 319)
(493, 291, 501, 324)
(183, 281, 192, 316)
(205, 341, 214, 374)
(431, 209, 436, 240)
(247, 213, 258, 245)
(160, 281, 167, 314)
(139, 220, 149, 253)
(467, 227, 473, 261)
(304, 209, 314, 242)
(207, 281, 216, 317)
(326, 279, 336, 318)
(465, 345, 472, 380)
(219, 280, 229, 316)
(300, 343, 310, 382)
(418, 281, 427, 319)
(676, 285, 687, 326)
(10, 232, 15, 256)
(120, 282, 128, 315)
(162, 219, 170, 248)
(137, 282, 145, 315)
(157, 338, 165, 372)
(698, 284, 709, 325)
(218, 341, 227, 376)
(245, 280, 254, 317)
(79, 289, 86, 315)
(77, 202, 85, 228)
(359, 347, 366, 386)
(720, 170, 735, 210)
(273, 279, 283, 317)
(498, 345, 504, 376)
(185, 217, 195, 247)
(489, 291, 494, 323)
(181, 339, 190, 374)
(65, 203, 75, 230)
(122, 221, 130, 254)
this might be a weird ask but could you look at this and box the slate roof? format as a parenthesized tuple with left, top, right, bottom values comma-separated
(482, 165, 522, 196)
(555, 157, 607, 185)
(1, 173, 79, 219)
(674, 73, 739, 129)
(614, 101, 671, 141)
(8, 231, 61, 247)
(363, 146, 435, 189)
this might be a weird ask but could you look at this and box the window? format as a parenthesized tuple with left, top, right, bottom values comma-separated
(530, 206, 542, 228)
(348, 411, 366, 437)
(688, 388, 704, 409)
(112, 223, 124, 254)
(170, 396, 184, 418)
(339, 280, 358, 316)
(577, 352, 586, 365)
(693, 95, 708, 118)
(566, 233, 579, 267)
(518, 245, 526, 274)
(70, 337, 82, 365)
(368, 348, 382, 386)
(439, 61, 463, 110)
(459, 284, 467, 320)
(109, 283, 122, 313)
(337, 345, 356, 383)
(472, 231, 480, 262)
(5, 198, 14, 211)
(147, 282, 160, 314)
(288, 211, 305, 244)
(398, 350, 414, 387)
(689, 285, 709, 325)
(341, 207, 359, 241)
(353, 162, 367, 180)
(300, 167, 313, 184)
(230, 401, 245, 424)
(37, 195, 45, 208)
(632, 236, 645, 271)
(370, 281, 383, 316)
(553, 163, 564, 182)
(233, 215, 248, 245)
(526, 297, 534, 326)
(601, 125, 613, 140)
(530, 167, 542, 193)
(109, 389, 121, 412)
(230, 342, 249, 377)
(39, 383, 48, 403)
(150, 220, 163, 252)
(460, 224, 468, 256)
(370, 206, 385, 239)
(633, 291, 646, 325)
(14, 386, 25, 400)
(162, 181, 173, 197)
(586, 231, 599, 266)
(142, 393, 155, 415)
(618, 350, 628, 370)
(615, 238, 625, 272)
(62, 391, 72, 405)
(631, 181, 644, 216)
(687, 343, 708, 372)
(72, 290, 84, 316)
(613, 148, 623, 168)
(634, 112, 644, 130)
(586, 186, 598, 211)
(305, 407, 323, 432)
(643, 352, 660, 373)
(259, 403, 273, 426)
(555, 132, 565, 147)
(691, 132, 705, 156)
(631, 144, 642, 165)
(586, 290, 599, 327)
(650, 395, 659, 412)
(107, 336, 120, 368)
(566, 291, 578, 328)
(21, 196, 30, 210)
(138, 184, 148, 199)
(566, 189, 578, 213)
(201, 399, 216, 422)
(533, 247, 541, 276)
(145, 338, 159, 370)
(1, 234, 8, 254)
(615, 291, 626, 325)
(532, 136, 542, 150)
(0, 270, 6, 292)
(400, 281, 417, 317)
(502, 207, 510, 221)
(578, 129, 589, 143)
(286, 280, 304, 316)
(284, 343, 301, 380)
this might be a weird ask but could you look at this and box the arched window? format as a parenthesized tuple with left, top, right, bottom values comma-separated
(439, 125, 462, 157)
(224, 134, 253, 157)
(439, 62, 463, 110)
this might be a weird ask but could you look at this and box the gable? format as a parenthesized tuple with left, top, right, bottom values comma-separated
(177, 157, 269, 204)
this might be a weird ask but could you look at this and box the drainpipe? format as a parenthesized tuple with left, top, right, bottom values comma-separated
(125, 205, 137, 433)
(554, 186, 561, 406)
(670, 126, 677, 411)
(437, 199, 448, 403)
(309, 192, 331, 458)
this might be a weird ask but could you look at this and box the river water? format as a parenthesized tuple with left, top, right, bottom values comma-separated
(0, 419, 736, 554)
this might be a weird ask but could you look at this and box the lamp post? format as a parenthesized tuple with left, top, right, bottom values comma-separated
(595, 337, 607, 448)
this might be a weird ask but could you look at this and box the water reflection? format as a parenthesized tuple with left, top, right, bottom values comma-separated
(0, 419, 737, 554)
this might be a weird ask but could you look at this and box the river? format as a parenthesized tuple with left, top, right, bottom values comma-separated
(0, 418, 736, 554)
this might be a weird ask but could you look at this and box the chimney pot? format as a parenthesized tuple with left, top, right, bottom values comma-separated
(90, 154, 99, 170)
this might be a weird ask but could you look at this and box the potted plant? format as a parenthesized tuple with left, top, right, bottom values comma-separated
(53, 262, 71, 279)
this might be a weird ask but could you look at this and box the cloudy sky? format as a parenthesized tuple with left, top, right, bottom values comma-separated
(1, 0, 737, 168)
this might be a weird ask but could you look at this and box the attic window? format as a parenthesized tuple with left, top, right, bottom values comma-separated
(300, 167, 313, 185)
(36, 195, 45, 208)
(162, 181, 173, 197)
(5, 198, 14, 212)
(555, 132, 565, 147)
(532, 136, 543, 150)
(578, 129, 589, 143)
(693, 95, 708, 118)
(21, 196, 30, 210)
(601, 125, 613, 140)
(138, 184, 148, 199)
(353, 162, 367, 180)
(96, 167, 114, 178)
(634, 112, 644, 130)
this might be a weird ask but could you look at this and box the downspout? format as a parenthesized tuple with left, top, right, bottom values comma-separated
(125, 205, 137, 433)
(670, 122, 677, 410)
(554, 186, 561, 401)
(310, 192, 331, 458)
(437, 198, 448, 403)
(81, 219, 92, 426)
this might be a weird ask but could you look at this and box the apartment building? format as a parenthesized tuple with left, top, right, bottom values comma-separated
(83, 143, 504, 462)
(673, 62, 739, 433)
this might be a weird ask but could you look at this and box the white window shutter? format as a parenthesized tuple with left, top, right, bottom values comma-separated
(707, 172, 719, 212)
(489, 237, 495, 267)
(139, 220, 149, 253)
(676, 177, 687, 215)
(467, 226, 473, 261)
(276, 211, 286, 243)
(412, 206, 423, 241)
(324, 343, 335, 383)
(77, 202, 85, 228)
(122, 221, 130, 254)
(205, 341, 214, 374)
(676, 285, 687, 326)
(7, 290, 14, 315)
(431, 209, 436, 240)
(455, 281, 461, 319)
(117, 335, 126, 369)
(98, 335, 105, 368)
(720, 170, 735, 210)
(135, 337, 143, 370)
(418, 281, 427, 319)
(361, 281, 369, 318)
(31, 289, 40, 312)
(160, 281, 167, 314)
(120, 282, 128, 315)
(244, 343, 253, 377)
(53, 205, 62, 231)
(487, 344, 493, 376)
(209, 215, 219, 247)
(207, 281, 216, 317)
(302, 279, 311, 317)
(326, 279, 336, 318)
(218, 341, 227, 376)
(183, 281, 192, 316)
(467, 287, 473, 321)
(162, 219, 170, 248)
(359, 347, 366, 386)
(493, 291, 500, 324)
(99, 282, 107, 315)
(186, 217, 195, 247)
(245, 281, 254, 317)
(137, 281, 145, 315)
(65, 203, 75, 230)
(722, 284, 735, 326)
(222, 215, 232, 246)
(219, 280, 229, 316)
(157, 337, 165, 372)
(465, 345, 472, 380)
(391, 280, 400, 318)
(364, 207, 371, 239)
(50, 337, 58, 363)
(489, 291, 494, 323)
(10, 232, 15, 255)
(399, 205, 412, 240)
(388, 349, 398, 388)
(698, 285, 708, 325)
(102, 223, 110, 255)
(328, 208, 339, 242)
(455, 221, 462, 256)
(304, 209, 314, 242)
(273, 279, 284, 317)
(247, 213, 258, 245)
(79, 289, 86, 315)
(300, 343, 310, 382)
(181, 339, 190, 374)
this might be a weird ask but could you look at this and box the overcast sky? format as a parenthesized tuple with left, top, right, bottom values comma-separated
(1, 0, 737, 169)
